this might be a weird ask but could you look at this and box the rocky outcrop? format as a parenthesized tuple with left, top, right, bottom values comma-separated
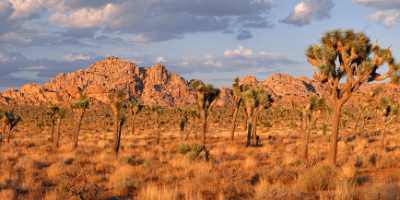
(1, 57, 195, 107)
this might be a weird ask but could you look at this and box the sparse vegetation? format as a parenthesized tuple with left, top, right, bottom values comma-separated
(2, 29, 400, 199)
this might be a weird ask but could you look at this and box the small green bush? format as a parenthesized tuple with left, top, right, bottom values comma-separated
(187, 144, 209, 161)
(177, 143, 191, 155)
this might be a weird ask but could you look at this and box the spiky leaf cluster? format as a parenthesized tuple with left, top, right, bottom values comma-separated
(191, 81, 220, 111)
(72, 96, 90, 109)
(307, 30, 399, 86)
(241, 86, 273, 115)
(1, 111, 21, 131)
(47, 104, 66, 119)
(307, 96, 327, 111)
(380, 97, 399, 117)
(128, 98, 144, 115)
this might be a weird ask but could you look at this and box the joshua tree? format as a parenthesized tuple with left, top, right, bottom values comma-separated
(302, 96, 326, 161)
(55, 108, 66, 148)
(127, 98, 143, 135)
(306, 29, 399, 165)
(379, 96, 398, 152)
(147, 105, 165, 145)
(71, 87, 90, 149)
(47, 104, 59, 143)
(178, 108, 189, 140)
(241, 86, 273, 146)
(0, 109, 5, 143)
(0, 111, 21, 143)
(230, 77, 243, 141)
(108, 89, 127, 155)
(191, 81, 220, 146)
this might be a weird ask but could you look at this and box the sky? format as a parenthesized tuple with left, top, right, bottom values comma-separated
(1, 0, 400, 90)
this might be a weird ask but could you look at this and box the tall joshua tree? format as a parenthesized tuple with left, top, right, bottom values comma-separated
(191, 81, 220, 146)
(108, 89, 127, 155)
(379, 97, 398, 152)
(302, 96, 326, 161)
(306, 29, 399, 165)
(242, 86, 273, 147)
(71, 87, 90, 149)
(127, 98, 143, 135)
(231, 77, 243, 141)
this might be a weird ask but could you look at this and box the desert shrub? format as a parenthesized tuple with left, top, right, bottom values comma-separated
(177, 143, 191, 155)
(363, 182, 400, 200)
(187, 144, 209, 161)
(296, 164, 337, 192)
(177, 143, 210, 161)
(254, 178, 297, 200)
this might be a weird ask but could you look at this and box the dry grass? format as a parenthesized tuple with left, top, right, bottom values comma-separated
(2, 109, 400, 200)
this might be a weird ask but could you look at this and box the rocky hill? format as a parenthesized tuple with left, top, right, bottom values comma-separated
(1, 56, 398, 108)
(0, 57, 194, 107)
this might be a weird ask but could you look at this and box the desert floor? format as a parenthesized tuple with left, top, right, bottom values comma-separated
(1, 122, 400, 200)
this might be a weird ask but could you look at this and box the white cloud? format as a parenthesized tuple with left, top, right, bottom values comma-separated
(63, 53, 92, 61)
(353, 0, 400, 9)
(50, 3, 120, 28)
(282, 0, 334, 26)
(9, 70, 42, 81)
(354, 0, 400, 27)
(155, 56, 167, 63)
(369, 10, 400, 27)
(224, 46, 253, 58)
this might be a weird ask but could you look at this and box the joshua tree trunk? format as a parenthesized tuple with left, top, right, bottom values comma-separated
(251, 111, 259, 146)
(113, 118, 124, 155)
(50, 119, 55, 143)
(200, 110, 207, 146)
(155, 115, 161, 145)
(246, 116, 253, 147)
(303, 111, 310, 161)
(7, 128, 11, 143)
(330, 103, 343, 166)
(74, 109, 86, 149)
(131, 114, 136, 135)
(56, 117, 62, 148)
(0, 123, 5, 143)
(381, 118, 391, 153)
(230, 104, 240, 141)
(243, 114, 248, 131)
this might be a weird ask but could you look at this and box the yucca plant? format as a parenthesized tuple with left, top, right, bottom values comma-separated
(55, 108, 66, 148)
(0, 109, 5, 143)
(183, 107, 200, 141)
(127, 98, 143, 135)
(47, 104, 59, 143)
(0, 110, 21, 143)
(230, 77, 244, 141)
(177, 108, 189, 140)
(71, 87, 90, 149)
(306, 29, 400, 165)
(242, 86, 273, 147)
(379, 96, 398, 152)
(302, 96, 326, 161)
(148, 105, 166, 145)
(191, 80, 220, 146)
(108, 89, 127, 155)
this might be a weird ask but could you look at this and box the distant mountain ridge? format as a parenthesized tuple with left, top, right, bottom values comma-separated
(0, 56, 398, 108)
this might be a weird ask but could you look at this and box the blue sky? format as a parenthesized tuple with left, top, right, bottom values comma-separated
(1, 0, 400, 89)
